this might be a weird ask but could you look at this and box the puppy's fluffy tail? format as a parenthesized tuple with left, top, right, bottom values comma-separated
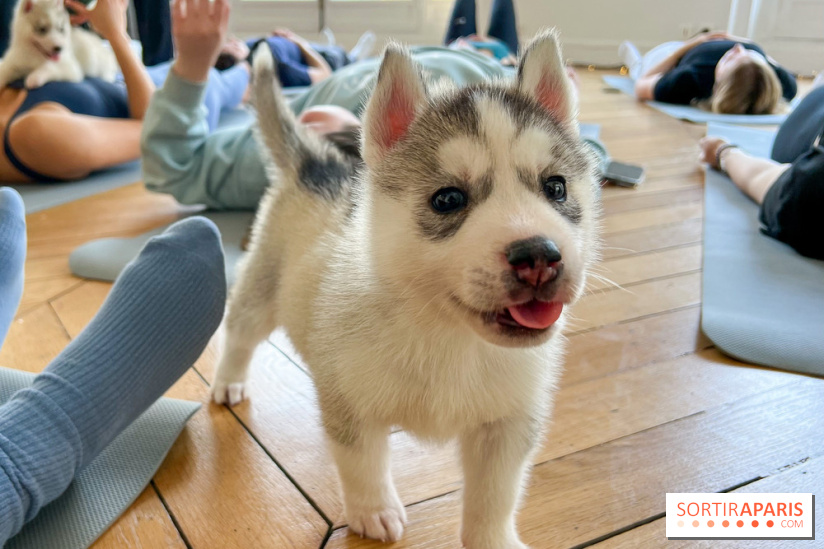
(252, 44, 323, 182)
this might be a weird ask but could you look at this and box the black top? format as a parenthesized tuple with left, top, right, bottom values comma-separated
(653, 40, 797, 105)
(758, 85, 824, 260)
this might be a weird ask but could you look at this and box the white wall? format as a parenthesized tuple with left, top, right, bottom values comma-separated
(509, 0, 732, 66)
(231, 0, 818, 73)
(730, 0, 824, 74)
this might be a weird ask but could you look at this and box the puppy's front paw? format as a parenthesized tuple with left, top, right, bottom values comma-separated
(24, 72, 47, 89)
(347, 499, 407, 542)
(211, 380, 248, 406)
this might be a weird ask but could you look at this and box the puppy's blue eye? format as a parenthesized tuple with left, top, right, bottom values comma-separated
(542, 176, 567, 203)
(431, 187, 467, 214)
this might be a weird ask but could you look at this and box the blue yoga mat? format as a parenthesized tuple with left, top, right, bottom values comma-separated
(9, 108, 255, 214)
(603, 75, 793, 125)
(0, 367, 200, 549)
(702, 123, 824, 376)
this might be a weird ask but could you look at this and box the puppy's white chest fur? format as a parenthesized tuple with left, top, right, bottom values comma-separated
(306, 300, 562, 439)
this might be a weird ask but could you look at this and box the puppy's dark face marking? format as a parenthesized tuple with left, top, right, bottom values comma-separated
(372, 85, 593, 243)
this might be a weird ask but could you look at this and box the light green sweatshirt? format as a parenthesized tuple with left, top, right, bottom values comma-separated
(140, 48, 514, 210)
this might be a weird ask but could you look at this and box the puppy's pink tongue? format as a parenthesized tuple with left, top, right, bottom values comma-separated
(507, 301, 563, 330)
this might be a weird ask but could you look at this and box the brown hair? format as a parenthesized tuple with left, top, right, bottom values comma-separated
(708, 59, 783, 115)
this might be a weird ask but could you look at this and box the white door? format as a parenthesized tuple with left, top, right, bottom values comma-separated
(729, 0, 824, 74)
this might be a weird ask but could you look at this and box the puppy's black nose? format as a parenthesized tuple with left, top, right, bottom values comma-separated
(53, 46, 62, 54)
(506, 237, 562, 287)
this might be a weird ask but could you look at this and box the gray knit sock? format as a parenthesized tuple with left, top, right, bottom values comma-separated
(0, 216, 226, 542)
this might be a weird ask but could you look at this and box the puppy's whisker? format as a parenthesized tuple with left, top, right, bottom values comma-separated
(586, 271, 626, 292)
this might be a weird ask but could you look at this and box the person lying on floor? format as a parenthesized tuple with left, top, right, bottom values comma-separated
(142, 0, 608, 210)
(216, 28, 376, 87)
(621, 31, 796, 115)
(0, 186, 226, 544)
(0, 0, 247, 184)
(443, 0, 519, 66)
(699, 84, 824, 260)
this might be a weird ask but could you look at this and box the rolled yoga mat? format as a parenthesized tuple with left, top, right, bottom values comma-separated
(0, 367, 200, 549)
(701, 122, 824, 376)
(70, 211, 255, 287)
(603, 75, 794, 125)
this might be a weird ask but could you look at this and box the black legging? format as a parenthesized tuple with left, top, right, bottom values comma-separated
(443, 0, 519, 56)
(132, 0, 173, 66)
(0, 0, 16, 57)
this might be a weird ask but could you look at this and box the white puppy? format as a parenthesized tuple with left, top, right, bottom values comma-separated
(213, 29, 601, 548)
(0, 0, 117, 90)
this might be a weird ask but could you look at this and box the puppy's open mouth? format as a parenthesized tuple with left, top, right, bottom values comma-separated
(497, 300, 563, 331)
(453, 296, 564, 335)
(32, 41, 60, 61)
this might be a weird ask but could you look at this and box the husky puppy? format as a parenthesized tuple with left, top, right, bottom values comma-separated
(213, 29, 600, 548)
(0, 0, 117, 90)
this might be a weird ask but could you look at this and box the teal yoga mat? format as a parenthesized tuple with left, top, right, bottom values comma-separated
(603, 75, 793, 125)
(701, 123, 824, 376)
(9, 108, 254, 214)
(0, 367, 199, 549)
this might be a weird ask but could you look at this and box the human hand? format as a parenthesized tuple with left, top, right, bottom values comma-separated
(172, 0, 231, 83)
(222, 36, 250, 62)
(699, 136, 729, 169)
(690, 31, 730, 46)
(271, 28, 297, 40)
(65, 0, 129, 41)
(271, 28, 307, 46)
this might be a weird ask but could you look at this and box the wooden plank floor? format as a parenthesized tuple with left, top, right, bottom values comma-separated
(1, 69, 821, 548)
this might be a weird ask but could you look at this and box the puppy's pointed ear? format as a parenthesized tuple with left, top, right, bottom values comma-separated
(517, 29, 578, 131)
(363, 43, 426, 167)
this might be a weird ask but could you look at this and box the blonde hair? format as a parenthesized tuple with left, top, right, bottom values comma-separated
(708, 58, 783, 115)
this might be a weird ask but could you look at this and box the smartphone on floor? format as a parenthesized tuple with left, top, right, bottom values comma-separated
(603, 160, 645, 188)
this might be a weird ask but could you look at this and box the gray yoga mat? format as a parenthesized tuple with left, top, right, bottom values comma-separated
(69, 124, 602, 287)
(8, 107, 255, 214)
(603, 75, 793, 125)
(0, 366, 200, 549)
(702, 123, 824, 376)
(70, 211, 255, 287)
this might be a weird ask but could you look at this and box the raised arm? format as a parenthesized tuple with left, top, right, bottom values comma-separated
(141, 0, 268, 209)
(66, 0, 155, 119)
